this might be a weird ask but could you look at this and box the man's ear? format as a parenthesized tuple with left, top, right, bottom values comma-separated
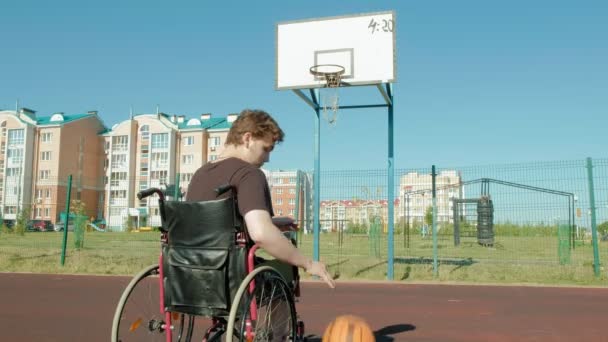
(242, 132, 252, 148)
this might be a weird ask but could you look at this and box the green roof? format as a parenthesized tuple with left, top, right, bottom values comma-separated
(177, 117, 232, 130)
(36, 113, 90, 126)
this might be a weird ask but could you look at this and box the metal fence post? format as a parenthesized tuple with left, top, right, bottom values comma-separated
(432, 165, 438, 277)
(586, 157, 600, 277)
(60, 175, 73, 266)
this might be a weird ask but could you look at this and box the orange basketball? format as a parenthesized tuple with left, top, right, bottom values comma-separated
(322, 314, 375, 342)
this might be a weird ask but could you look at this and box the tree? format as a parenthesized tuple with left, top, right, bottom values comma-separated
(424, 206, 433, 227)
(598, 221, 608, 236)
(70, 200, 87, 249)
(15, 207, 30, 236)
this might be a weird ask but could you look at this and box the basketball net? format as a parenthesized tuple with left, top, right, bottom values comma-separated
(320, 72, 341, 127)
(321, 87, 339, 126)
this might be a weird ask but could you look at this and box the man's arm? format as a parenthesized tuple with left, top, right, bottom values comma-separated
(244, 209, 335, 288)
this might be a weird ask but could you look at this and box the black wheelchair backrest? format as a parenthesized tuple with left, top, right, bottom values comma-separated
(162, 196, 243, 247)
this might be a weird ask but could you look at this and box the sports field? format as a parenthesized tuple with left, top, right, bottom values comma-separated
(1, 231, 606, 286)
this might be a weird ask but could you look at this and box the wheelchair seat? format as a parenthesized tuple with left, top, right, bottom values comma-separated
(161, 196, 247, 317)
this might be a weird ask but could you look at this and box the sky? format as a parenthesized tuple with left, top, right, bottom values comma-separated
(1, 0, 606, 172)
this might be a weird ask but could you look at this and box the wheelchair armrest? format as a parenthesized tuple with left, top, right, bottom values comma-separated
(272, 216, 299, 232)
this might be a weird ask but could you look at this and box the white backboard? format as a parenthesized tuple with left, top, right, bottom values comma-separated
(276, 11, 396, 90)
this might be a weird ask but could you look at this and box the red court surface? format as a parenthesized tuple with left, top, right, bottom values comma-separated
(1, 272, 607, 341)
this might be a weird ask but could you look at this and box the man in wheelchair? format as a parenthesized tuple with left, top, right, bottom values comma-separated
(186, 109, 335, 289)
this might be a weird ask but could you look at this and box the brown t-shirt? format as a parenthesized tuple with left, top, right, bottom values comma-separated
(186, 157, 274, 217)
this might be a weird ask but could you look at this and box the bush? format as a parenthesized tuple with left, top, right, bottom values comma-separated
(1, 223, 9, 235)
(14, 207, 30, 236)
(598, 221, 608, 236)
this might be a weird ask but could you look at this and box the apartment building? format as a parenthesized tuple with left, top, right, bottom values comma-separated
(263, 169, 313, 233)
(102, 112, 235, 230)
(320, 198, 400, 232)
(398, 170, 462, 224)
(0, 108, 106, 224)
(0, 107, 315, 232)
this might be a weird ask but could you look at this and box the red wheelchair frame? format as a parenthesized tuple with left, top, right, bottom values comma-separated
(111, 187, 305, 342)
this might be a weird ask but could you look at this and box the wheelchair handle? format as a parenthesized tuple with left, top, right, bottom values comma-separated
(137, 188, 164, 201)
(215, 184, 234, 196)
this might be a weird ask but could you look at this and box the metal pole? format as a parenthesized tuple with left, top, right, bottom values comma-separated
(174, 172, 180, 200)
(387, 85, 395, 280)
(432, 165, 438, 277)
(60, 175, 73, 266)
(313, 89, 321, 262)
(295, 170, 300, 223)
(586, 157, 600, 277)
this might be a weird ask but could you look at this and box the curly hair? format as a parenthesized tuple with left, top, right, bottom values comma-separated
(225, 109, 285, 146)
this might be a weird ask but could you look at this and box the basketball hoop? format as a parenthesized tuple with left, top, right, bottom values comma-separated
(310, 64, 344, 126)
(309, 64, 345, 88)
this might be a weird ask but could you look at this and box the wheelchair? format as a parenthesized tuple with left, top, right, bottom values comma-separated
(111, 185, 306, 341)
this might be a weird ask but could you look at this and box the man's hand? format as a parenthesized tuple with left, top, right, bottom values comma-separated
(305, 260, 336, 288)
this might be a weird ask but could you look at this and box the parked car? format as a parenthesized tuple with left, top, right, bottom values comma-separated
(53, 222, 74, 232)
(27, 220, 54, 232)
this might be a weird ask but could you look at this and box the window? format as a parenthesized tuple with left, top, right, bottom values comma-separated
(6, 167, 20, 177)
(289, 188, 295, 194)
(46, 189, 51, 198)
(41, 132, 52, 142)
(7, 148, 23, 163)
(140, 181, 148, 190)
(209, 155, 217, 161)
(150, 170, 168, 182)
(277, 209, 283, 216)
(111, 154, 127, 168)
(151, 133, 168, 149)
(4, 206, 16, 214)
(180, 173, 193, 182)
(44, 208, 51, 218)
(151, 152, 168, 167)
(110, 208, 122, 216)
(111, 190, 127, 198)
(209, 136, 220, 146)
(289, 209, 295, 216)
(276, 188, 283, 195)
(140, 125, 149, 139)
(184, 136, 194, 146)
(7, 129, 24, 145)
(112, 135, 128, 151)
(36, 189, 43, 199)
(35, 208, 42, 218)
(182, 154, 194, 164)
(289, 177, 296, 184)
(110, 172, 127, 186)
(41, 151, 52, 161)
(289, 199, 295, 205)
(39, 170, 50, 180)
(276, 198, 283, 205)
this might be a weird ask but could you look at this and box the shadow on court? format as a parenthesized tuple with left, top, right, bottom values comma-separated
(304, 323, 416, 341)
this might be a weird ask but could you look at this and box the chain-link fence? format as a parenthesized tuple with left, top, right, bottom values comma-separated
(1, 158, 606, 285)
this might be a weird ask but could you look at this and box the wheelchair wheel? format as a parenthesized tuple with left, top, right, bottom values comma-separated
(226, 266, 297, 342)
(112, 264, 190, 342)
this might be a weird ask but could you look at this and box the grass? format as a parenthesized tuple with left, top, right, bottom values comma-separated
(0, 230, 606, 286)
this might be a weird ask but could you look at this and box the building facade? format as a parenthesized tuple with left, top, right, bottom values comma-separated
(0, 108, 106, 224)
(264, 169, 313, 233)
(102, 112, 235, 230)
(398, 170, 462, 224)
(0, 107, 316, 232)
